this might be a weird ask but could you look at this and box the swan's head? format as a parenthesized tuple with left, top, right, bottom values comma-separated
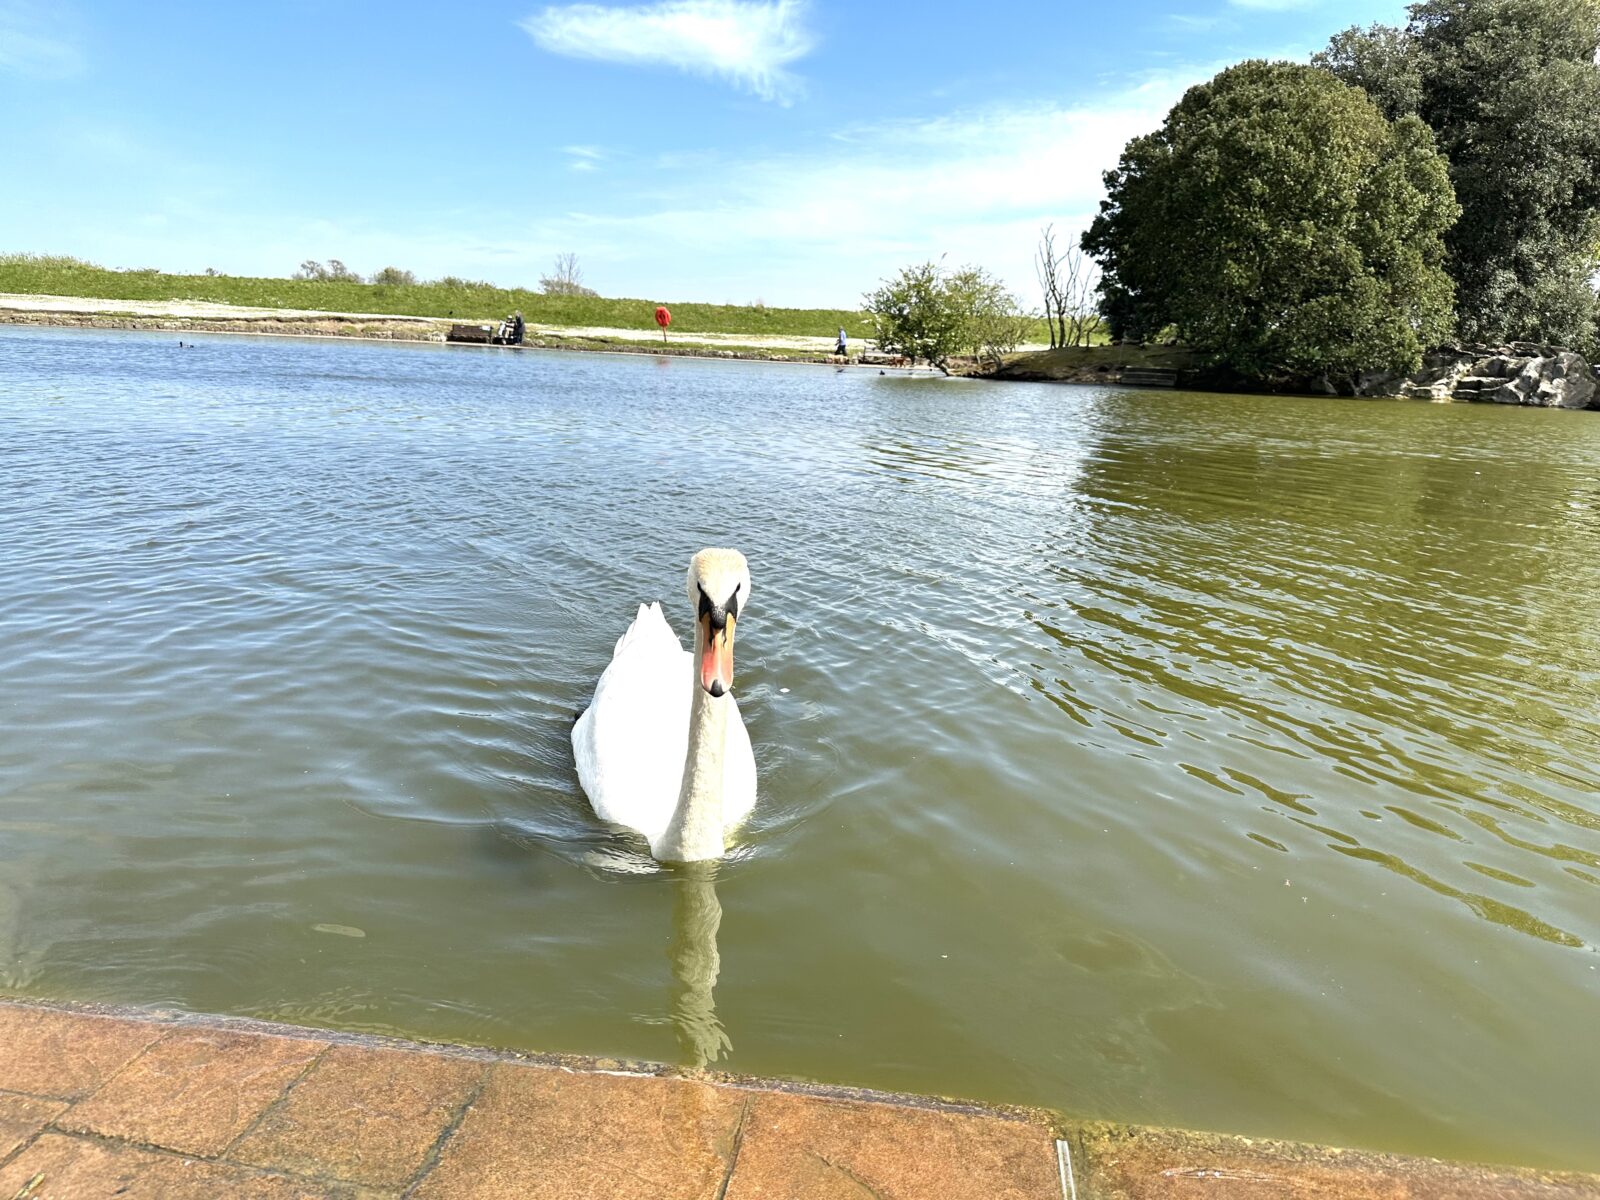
(686, 548, 751, 699)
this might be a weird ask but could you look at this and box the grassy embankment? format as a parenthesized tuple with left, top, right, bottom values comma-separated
(0, 254, 876, 341)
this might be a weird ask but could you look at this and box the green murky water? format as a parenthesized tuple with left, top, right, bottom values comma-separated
(2, 326, 1597, 1168)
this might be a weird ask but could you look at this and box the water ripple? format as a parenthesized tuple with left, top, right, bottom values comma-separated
(2, 328, 1598, 1170)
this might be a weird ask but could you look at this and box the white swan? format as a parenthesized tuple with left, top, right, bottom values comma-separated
(572, 548, 757, 861)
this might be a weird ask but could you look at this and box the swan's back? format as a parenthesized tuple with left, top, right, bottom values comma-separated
(572, 602, 691, 848)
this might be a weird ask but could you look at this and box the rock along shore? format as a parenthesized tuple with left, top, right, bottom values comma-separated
(987, 341, 1600, 408)
(1358, 341, 1599, 408)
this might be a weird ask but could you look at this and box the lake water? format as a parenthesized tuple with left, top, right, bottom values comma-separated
(3, 325, 1598, 1170)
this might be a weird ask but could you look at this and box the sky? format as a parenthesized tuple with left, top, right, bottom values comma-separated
(0, 0, 1408, 308)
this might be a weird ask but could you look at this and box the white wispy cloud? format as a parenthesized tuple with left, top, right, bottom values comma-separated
(529, 70, 1213, 304)
(1228, 0, 1317, 9)
(1167, 13, 1227, 31)
(520, 0, 813, 102)
(291, 66, 1212, 305)
(564, 145, 605, 171)
(8, 59, 1245, 309)
(0, 0, 85, 78)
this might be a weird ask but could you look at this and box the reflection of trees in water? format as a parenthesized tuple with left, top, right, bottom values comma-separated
(1024, 402, 1600, 946)
(668, 862, 731, 1067)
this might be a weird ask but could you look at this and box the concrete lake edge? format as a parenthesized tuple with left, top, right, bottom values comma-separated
(1, 996, 1597, 1198)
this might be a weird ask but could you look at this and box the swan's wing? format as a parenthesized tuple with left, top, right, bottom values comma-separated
(721, 696, 758, 833)
(573, 603, 690, 847)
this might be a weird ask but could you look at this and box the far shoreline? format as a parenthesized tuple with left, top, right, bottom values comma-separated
(13, 303, 1593, 410)
(0, 300, 944, 372)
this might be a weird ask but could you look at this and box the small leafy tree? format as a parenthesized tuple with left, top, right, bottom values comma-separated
(295, 259, 362, 282)
(863, 261, 967, 368)
(371, 266, 417, 286)
(1083, 60, 1458, 381)
(864, 260, 1028, 368)
(947, 266, 1028, 361)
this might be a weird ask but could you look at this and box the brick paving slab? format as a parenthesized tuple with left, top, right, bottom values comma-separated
(0, 1094, 66, 1160)
(1076, 1122, 1600, 1200)
(58, 1028, 325, 1156)
(3, 998, 1600, 1200)
(0, 1006, 161, 1099)
(0, 1132, 346, 1199)
(410, 1063, 746, 1200)
(724, 1090, 1061, 1200)
(230, 1043, 485, 1188)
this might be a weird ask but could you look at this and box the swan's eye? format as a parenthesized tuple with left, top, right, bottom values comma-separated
(726, 584, 740, 620)
(697, 586, 713, 618)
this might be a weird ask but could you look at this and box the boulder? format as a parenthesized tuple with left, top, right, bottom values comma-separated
(1545, 351, 1597, 409)
(1479, 352, 1597, 408)
(1477, 354, 1523, 379)
(1372, 342, 1596, 408)
(1355, 346, 1478, 398)
(1451, 375, 1508, 400)
(1487, 358, 1545, 404)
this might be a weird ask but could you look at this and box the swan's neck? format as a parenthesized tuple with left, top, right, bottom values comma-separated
(658, 650, 729, 862)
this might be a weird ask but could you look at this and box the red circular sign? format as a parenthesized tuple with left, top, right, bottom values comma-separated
(654, 306, 671, 328)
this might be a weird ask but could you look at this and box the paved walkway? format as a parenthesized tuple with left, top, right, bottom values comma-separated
(1, 999, 1597, 1198)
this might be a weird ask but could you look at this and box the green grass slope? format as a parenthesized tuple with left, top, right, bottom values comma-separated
(0, 255, 875, 339)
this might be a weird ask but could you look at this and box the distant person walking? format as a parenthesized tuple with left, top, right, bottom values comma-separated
(835, 327, 847, 357)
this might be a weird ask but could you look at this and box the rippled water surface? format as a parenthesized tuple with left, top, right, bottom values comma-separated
(3, 326, 1598, 1167)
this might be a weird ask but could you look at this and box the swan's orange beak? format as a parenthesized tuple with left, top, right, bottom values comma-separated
(700, 613, 735, 697)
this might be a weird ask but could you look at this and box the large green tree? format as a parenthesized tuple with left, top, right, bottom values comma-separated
(1314, 0, 1600, 349)
(1082, 61, 1458, 382)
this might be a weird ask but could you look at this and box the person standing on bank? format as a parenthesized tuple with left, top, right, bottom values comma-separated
(835, 327, 847, 357)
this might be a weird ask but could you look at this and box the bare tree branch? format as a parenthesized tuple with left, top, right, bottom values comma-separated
(540, 252, 598, 297)
(1036, 224, 1103, 348)
(1035, 224, 1063, 349)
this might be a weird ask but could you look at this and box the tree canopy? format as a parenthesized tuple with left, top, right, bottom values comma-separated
(1082, 61, 1458, 382)
(1314, 0, 1600, 349)
(863, 261, 1026, 368)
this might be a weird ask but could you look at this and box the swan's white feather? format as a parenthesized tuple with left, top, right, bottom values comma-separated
(572, 601, 756, 855)
(721, 703, 757, 829)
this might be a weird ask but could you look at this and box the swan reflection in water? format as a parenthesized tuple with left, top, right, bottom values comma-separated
(668, 861, 731, 1066)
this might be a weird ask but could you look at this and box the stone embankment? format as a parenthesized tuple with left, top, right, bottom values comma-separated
(1365, 342, 1599, 408)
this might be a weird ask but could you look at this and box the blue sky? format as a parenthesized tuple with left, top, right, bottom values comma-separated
(2, 0, 1406, 307)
